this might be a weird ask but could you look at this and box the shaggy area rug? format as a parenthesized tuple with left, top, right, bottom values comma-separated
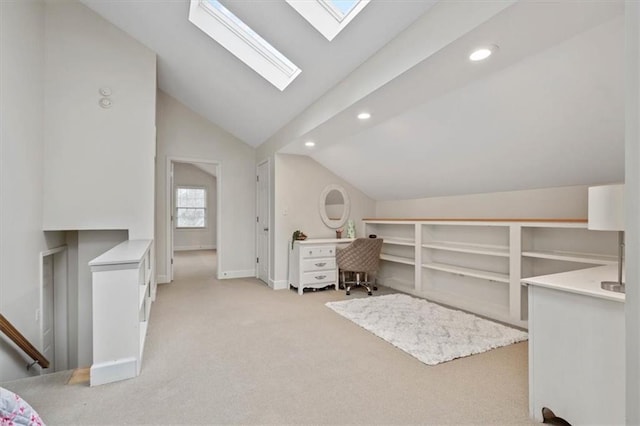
(326, 293, 527, 365)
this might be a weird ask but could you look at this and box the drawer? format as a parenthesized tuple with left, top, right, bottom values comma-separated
(302, 245, 336, 258)
(301, 269, 337, 285)
(302, 257, 335, 271)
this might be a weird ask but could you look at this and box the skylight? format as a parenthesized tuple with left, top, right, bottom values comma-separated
(286, 0, 370, 41)
(188, 0, 301, 91)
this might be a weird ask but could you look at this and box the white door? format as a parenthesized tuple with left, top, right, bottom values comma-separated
(42, 255, 55, 372)
(257, 161, 269, 284)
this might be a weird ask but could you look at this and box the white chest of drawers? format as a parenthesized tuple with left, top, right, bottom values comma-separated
(289, 238, 354, 295)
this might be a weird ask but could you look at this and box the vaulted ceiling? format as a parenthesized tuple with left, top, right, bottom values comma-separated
(82, 0, 625, 201)
(82, 0, 438, 146)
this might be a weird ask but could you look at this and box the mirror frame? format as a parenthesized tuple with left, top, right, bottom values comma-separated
(319, 184, 350, 229)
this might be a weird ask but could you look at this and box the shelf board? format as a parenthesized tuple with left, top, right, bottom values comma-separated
(422, 241, 509, 257)
(422, 262, 509, 283)
(378, 237, 415, 246)
(380, 254, 415, 266)
(522, 250, 617, 265)
(139, 281, 150, 310)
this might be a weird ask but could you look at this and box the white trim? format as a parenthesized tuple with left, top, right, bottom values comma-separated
(189, 0, 301, 90)
(286, 0, 370, 41)
(39, 246, 69, 373)
(157, 275, 169, 284)
(90, 357, 137, 387)
(167, 157, 222, 281)
(219, 269, 255, 279)
(174, 245, 217, 251)
(271, 279, 289, 290)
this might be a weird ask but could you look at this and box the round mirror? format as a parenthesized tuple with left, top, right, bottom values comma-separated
(319, 184, 350, 229)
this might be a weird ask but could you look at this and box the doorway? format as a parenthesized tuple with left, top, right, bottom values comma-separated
(167, 157, 221, 281)
(40, 246, 68, 373)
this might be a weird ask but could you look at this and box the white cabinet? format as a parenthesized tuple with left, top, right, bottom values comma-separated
(523, 266, 624, 424)
(288, 238, 353, 295)
(363, 219, 617, 328)
(89, 239, 153, 386)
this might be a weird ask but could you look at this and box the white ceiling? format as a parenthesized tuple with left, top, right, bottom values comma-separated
(81, 0, 437, 146)
(282, 1, 625, 200)
(81, 0, 625, 202)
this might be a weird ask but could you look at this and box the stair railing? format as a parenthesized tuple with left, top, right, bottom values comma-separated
(0, 313, 50, 369)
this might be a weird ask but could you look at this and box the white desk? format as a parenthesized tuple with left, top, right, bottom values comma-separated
(522, 265, 624, 425)
(288, 238, 354, 295)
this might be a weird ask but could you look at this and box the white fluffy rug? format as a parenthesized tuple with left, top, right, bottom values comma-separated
(326, 294, 527, 365)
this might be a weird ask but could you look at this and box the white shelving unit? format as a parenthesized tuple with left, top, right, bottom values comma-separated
(363, 219, 618, 328)
(89, 239, 153, 386)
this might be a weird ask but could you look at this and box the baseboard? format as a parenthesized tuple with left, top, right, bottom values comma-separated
(90, 357, 137, 386)
(271, 279, 288, 290)
(156, 275, 169, 284)
(174, 245, 216, 251)
(219, 269, 255, 279)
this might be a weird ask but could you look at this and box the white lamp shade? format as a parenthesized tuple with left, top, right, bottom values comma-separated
(588, 184, 625, 231)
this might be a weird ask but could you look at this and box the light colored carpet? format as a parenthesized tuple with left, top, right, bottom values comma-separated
(2, 250, 535, 425)
(326, 294, 528, 365)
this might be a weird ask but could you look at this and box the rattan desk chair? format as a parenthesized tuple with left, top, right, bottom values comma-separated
(336, 238, 383, 296)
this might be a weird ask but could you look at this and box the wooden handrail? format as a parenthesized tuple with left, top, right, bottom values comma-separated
(0, 314, 49, 369)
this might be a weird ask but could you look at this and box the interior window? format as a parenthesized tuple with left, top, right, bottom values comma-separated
(176, 187, 207, 228)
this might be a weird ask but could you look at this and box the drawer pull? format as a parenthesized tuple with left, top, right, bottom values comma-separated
(315, 262, 327, 267)
(315, 275, 327, 280)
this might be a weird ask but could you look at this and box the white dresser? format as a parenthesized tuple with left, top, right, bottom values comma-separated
(289, 238, 354, 295)
(522, 265, 624, 425)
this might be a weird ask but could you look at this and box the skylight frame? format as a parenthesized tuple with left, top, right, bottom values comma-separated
(318, 0, 360, 23)
(189, 0, 301, 91)
(286, 0, 371, 41)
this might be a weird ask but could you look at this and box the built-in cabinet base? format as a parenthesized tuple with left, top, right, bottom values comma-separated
(524, 266, 624, 424)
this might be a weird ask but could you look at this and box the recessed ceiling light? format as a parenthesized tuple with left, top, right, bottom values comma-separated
(305, 141, 315, 147)
(469, 45, 498, 62)
(358, 112, 371, 120)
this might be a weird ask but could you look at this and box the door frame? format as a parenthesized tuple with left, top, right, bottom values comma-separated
(166, 156, 222, 281)
(39, 245, 68, 373)
(256, 158, 271, 284)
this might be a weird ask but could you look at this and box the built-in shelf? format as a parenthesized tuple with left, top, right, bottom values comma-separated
(363, 218, 617, 329)
(522, 250, 617, 265)
(380, 254, 415, 266)
(422, 241, 509, 257)
(422, 262, 510, 283)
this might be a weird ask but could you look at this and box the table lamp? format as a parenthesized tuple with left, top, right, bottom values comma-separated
(588, 184, 625, 293)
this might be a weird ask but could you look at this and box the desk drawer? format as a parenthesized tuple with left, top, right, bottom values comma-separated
(301, 270, 337, 285)
(302, 245, 336, 258)
(302, 257, 335, 271)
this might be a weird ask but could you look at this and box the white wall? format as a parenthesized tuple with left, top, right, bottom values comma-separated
(65, 230, 128, 368)
(273, 154, 376, 289)
(0, 0, 65, 381)
(42, 1, 156, 240)
(155, 91, 256, 282)
(173, 163, 217, 251)
(375, 186, 589, 219)
(626, 2, 640, 422)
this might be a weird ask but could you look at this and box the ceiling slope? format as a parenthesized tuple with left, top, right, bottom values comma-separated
(292, 1, 624, 200)
(81, 0, 437, 146)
